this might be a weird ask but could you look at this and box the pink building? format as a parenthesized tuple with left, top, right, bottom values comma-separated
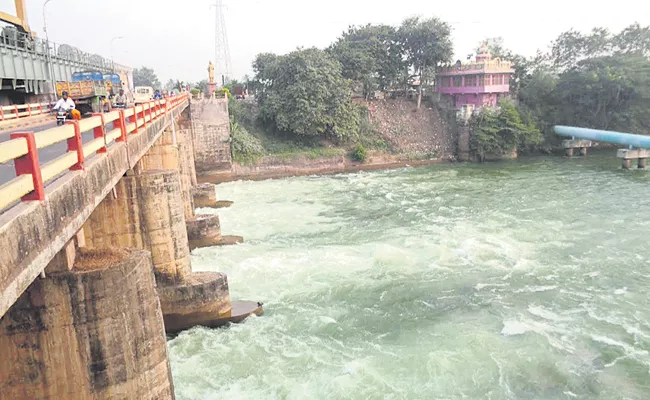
(436, 44, 514, 109)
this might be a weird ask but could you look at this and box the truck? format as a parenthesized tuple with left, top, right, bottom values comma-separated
(55, 71, 111, 115)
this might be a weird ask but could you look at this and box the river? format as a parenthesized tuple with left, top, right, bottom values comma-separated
(168, 154, 650, 399)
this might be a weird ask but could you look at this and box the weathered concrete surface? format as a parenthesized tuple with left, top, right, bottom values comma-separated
(190, 98, 232, 174)
(178, 109, 198, 187)
(0, 249, 175, 399)
(197, 154, 443, 184)
(218, 235, 245, 246)
(84, 170, 192, 285)
(186, 214, 222, 250)
(215, 200, 234, 209)
(0, 100, 188, 318)
(457, 124, 471, 162)
(563, 139, 592, 157)
(192, 183, 218, 208)
(157, 271, 231, 334)
(616, 148, 650, 159)
(562, 139, 593, 149)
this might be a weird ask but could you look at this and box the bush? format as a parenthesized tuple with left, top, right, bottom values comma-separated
(230, 122, 264, 164)
(351, 144, 368, 162)
(190, 88, 200, 98)
(215, 88, 230, 98)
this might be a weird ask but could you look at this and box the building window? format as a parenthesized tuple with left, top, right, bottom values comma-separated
(443, 77, 451, 88)
(464, 75, 476, 87)
(453, 76, 462, 87)
(492, 75, 502, 85)
(478, 75, 486, 86)
(503, 75, 510, 85)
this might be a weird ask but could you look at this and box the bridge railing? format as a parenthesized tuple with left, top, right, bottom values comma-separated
(1, 102, 52, 121)
(0, 94, 189, 211)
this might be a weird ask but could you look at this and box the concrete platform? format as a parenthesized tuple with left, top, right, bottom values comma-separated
(217, 235, 244, 246)
(616, 148, 650, 159)
(214, 200, 234, 209)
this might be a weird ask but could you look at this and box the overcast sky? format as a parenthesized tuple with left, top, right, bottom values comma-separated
(2, 0, 649, 83)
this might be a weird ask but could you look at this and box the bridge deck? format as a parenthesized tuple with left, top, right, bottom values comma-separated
(0, 96, 189, 318)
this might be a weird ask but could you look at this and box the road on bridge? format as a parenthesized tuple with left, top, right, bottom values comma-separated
(0, 120, 116, 187)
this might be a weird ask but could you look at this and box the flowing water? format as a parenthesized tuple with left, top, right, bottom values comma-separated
(168, 154, 650, 400)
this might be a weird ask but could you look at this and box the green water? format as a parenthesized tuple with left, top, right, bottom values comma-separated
(168, 154, 650, 399)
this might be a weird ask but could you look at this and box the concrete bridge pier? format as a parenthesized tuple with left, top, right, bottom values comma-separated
(563, 139, 592, 157)
(617, 148, 649, 169)
(81, 168, 241, 332)
(0, 248, 175, 399)
(141, 120, 240, 249)
(81, 141, 258, 333)
(193, 183, 234, 209)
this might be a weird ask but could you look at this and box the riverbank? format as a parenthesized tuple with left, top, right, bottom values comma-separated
(197, 152, 451, 184)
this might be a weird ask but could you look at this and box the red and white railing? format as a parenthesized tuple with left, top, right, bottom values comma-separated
(0, 103, 53, 121)
(0, 94, 189, 210)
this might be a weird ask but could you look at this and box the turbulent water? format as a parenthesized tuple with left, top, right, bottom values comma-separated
(168, 154, 650, 400)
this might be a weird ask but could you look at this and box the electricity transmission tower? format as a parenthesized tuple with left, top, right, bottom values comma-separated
(212, 0, 232, 85)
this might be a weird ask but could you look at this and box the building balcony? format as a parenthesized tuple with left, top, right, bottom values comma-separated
(438, 62, 514, 76)
(436, 85, 511, 95)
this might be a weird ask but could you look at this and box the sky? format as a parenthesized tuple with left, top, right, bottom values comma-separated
(2, 0, 649, 84)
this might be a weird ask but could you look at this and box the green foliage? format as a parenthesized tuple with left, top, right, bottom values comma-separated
(133, 66, 161, 89)
(553, 54, 650, 134)
(190, 88, 200, 97)
(215, 88, 230, 98)
(230, 121, 263, 164)
(194, 80, 208, 93)
(397, 16, 453, 107)
(351, 145, 368, 162)
(253, 47, 360, 138)
(491, 23, 650, 149)
(470, 100, 542, 161)
(327, 24, 404, 96)
(475, 37, 508, 59)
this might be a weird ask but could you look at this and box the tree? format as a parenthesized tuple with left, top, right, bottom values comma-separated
(164, 79, 183, 92)
(554, 54, 650, 133)
(470, 100, 542, 161)
(397, 16, 453, 109)
(474, 37, 508, 59)
(253, 48, 359, 138)
(328, 24, 404, 97)
(133, 67, 161, 88)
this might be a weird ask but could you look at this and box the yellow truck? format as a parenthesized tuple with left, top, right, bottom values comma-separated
(56, 71, 110, 115)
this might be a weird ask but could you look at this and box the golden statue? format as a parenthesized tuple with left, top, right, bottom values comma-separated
(208, 61, 215, 83)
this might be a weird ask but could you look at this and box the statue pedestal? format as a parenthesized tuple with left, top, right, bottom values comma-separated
(207, 82, 217, 96)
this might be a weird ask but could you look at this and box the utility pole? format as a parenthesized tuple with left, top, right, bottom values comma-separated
(212, 0, 232, 85)
(43, 0, 56, 100)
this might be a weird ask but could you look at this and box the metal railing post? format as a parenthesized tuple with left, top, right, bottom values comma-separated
(66, 121, 85, 170)
(116, 109, 127, 142)
(130, 106, 138, 134)
(10, 132, 45, 201)
(92, 113, 107, 154)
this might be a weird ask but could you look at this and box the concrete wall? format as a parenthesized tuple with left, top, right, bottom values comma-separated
(190, 98, 232, 174)
(0, 250, 175, 399)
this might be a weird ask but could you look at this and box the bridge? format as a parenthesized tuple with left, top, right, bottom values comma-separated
(0, 28, 131, 99)
(0, 94, 257, 399)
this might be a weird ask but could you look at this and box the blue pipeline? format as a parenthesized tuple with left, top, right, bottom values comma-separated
(554, 126, 650, 149)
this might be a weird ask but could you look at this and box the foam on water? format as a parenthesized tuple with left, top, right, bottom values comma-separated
(170, 156, 650, 399)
